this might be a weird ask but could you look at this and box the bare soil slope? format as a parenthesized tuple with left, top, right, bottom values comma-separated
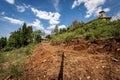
(16, 38, 120, 80)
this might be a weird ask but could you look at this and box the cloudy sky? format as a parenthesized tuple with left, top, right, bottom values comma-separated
(0, 0, 120, 37)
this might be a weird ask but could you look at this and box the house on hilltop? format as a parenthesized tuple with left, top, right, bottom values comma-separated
(99, 11, 111, 21)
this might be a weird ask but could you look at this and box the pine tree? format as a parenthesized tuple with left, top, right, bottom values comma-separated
(54, 25, 59, 35)
(33, 30, 42, 43)
(8, 31, 20, 48)
(59, 28, 66, 34)
(27, 26, 33, 43)
(0, 37, 7, 50)
(72, 20, 78, 28)
(21, 23, 28, 46)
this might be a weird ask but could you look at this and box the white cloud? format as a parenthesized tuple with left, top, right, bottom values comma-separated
(28, 19, 51, 35)
(23, 3, 30, 8)
(94, 7, 110, 17)
(16, 5, 25, 12)
(3, 16, 24, 25)
(47, 25, 56, 29)
(5, 0, 15, 4)
(1, 12, 5, 15)
(49, 12, 60, 25)
(44, 29, 51, 35)
(31, 7, 61, 25)
(16, 4, 30, 12)
(29, 19, 52, 35)
(85, 0, 106, 18)
(94, 7, 103, 16)
(53, 0, 59, 12)
(72, 0, 110, 18)
(72, 0, 87, 9)
(47, 24, 66, 30)
(111, 12, 120, 21)
(29, 19, 44, 30)
(58, 25, 66, 29)
(104, 8, 110, 12)
(46, 24, 66, 35)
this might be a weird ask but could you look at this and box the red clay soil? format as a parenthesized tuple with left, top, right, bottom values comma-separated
(13, 38, 120, 80)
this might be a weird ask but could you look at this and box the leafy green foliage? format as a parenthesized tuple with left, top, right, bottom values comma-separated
(0, 37, 7, 51)
(35, 35, 41, 43)
(85, 33, 95, 42)
(59, 28, 67, 34)
(51, 18, 120, 42)
(0, 23, 43, 51)
(0, 53, 6, 63)
(27, 26, 33, 43)
(21, 23, 28, 46)
(7, 23, 32, 48)
(53, 25, 59, 35)
(0, 43, 35, 79)
(8, 64, 24, 78)
(110, 20, 120, 39)
(46, 35, 51, 39)
(33, 30, 42, 43)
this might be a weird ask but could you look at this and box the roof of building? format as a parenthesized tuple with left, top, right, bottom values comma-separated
(99, 11, 105, 13)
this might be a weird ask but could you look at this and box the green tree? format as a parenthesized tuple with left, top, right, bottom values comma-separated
(72, 19, 78, 28)
(35, 35, 41, 43)
(33, 30, 42, 43)
(53, 25, 59, 35)
(8, 31, 21, 48)
(0, 37, 7, 50)
(46, 35, 51, 39)
(111, 20, 120, 39)
(21, 23, 28, 46)
(27, 26, 33, 43)
(59, 28, 66, 34)
(67, 20, 79, 31)
(7, 23, 32, 48)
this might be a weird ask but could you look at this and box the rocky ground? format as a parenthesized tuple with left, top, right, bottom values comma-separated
(10, 38, 120, 80)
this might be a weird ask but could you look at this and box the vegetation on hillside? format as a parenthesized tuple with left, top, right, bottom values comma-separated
(0, 23, 43, 79)
(51, 19, 120, 42)
(0, 43, 36, 80)
(0, 23, 43, 52)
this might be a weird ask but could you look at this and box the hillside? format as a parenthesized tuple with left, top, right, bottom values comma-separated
(51, 18, 120, 42)
(0, 19, 120, 80)
(0, 43, 36, 80)
(10, 38, 120, 80)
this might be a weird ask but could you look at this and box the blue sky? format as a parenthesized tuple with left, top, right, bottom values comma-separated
(0, 0, 120, 37)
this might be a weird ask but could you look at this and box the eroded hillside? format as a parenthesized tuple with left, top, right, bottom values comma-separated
(9, 38, 120, 80)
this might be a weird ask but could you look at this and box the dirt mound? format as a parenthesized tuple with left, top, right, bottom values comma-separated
(10, 38, 120, 80)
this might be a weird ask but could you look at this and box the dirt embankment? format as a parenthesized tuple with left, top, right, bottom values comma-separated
(13, 38, 120, 80)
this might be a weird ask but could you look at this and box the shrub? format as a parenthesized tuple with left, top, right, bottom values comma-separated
(112, 24, 120, 39)
(85, 33, 95, 42)
(65, 34, 74, 41)
(8, 64, 24, 78)
(0, 53, 5, 63)
(50, 19, 120, 42)
(3, 46, 15, 51)
(74, 28, 85, 35)
(25, 48, 30, 55)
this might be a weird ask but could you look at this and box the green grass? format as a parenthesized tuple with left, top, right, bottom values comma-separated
(0, 43, 36, 79)
(8, 63, 25, 79)
(51, 28, 85, 42)
(51, 19, 120, 42)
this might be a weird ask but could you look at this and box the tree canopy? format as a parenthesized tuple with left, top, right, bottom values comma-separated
(0, 23, 43, 51)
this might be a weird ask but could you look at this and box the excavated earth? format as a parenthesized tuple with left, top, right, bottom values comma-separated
(12, 38, 120, 80)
